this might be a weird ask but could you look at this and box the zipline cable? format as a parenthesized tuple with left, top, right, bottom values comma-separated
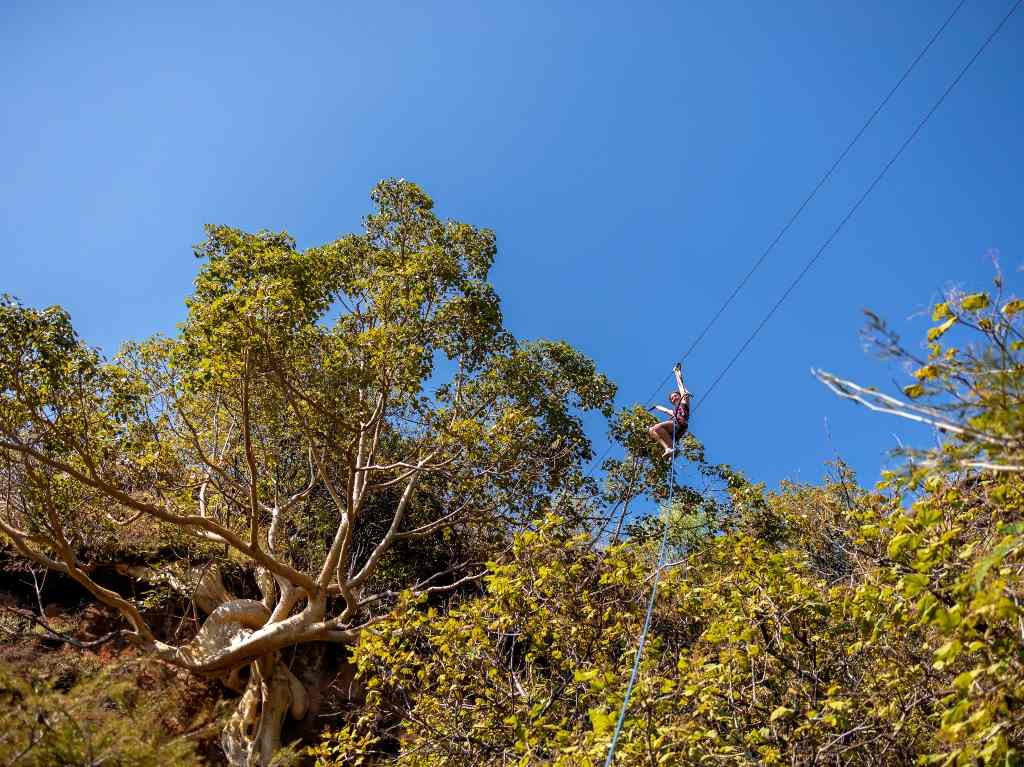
(639, 0, 967, 412)
(601, 2, 1021, 762)
(579, 0, 971, 486)
(696, 0, 1022, 412)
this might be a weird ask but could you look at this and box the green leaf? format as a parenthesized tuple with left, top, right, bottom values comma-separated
(927, 317, 956, 342)
(952, 668, 983, 692)
(902, 573, 929, 596)
(932, 606, 962, 632)
(960, 293, 989, 311)
(770, 706, 795, 722)
(973, 537, 1021, 589)
(1002, 298, 1024, 317)
(588, 707, 614, 735)
(904, 384, 926, 400)
(888, 533, 918, 559)
(934, 639, 962, 664)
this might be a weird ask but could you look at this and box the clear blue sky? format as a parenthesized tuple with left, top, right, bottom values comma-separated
(3, 1, 1022, 491)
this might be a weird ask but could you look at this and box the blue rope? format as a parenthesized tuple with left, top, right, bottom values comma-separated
(603, 421, 678, 766)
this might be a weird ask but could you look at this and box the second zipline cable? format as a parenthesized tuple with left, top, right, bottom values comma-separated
(697, 0, 1023, 410)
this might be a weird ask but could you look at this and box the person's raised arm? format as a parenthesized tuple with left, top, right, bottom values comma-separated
(673, 362, 689, 397)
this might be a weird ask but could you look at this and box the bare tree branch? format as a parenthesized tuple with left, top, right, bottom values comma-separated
(812, 369, 1017, 448)
(0, 438, 316, 593)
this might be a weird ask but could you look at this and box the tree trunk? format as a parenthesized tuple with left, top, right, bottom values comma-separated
(108, 565, 345, 765)
(130, 579, 312, 767)
(221, 653, 309, 767)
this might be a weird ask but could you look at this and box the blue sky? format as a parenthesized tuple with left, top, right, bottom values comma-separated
(3, 0, 1022, 491)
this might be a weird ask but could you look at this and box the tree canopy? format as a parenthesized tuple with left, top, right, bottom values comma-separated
(0, 180, 615, 765)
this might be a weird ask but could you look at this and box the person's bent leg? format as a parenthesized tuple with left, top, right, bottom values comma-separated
(647, 424, 665, 451)
(649, 422, 674, 454)
(658, 422, 679, 456)
(661, 424, 677, 456)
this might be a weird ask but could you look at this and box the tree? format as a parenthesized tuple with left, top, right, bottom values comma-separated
(815, 268, 1024, 475)
(0, 180, 615, 766)
(313, 477, 917, 767)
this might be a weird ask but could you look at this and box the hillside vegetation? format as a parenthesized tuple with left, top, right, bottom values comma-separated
(2, 183, 1023, 766)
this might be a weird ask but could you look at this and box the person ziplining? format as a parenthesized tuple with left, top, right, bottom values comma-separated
(647, 362, 691, 458)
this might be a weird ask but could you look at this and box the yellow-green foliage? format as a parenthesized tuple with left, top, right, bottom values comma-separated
(314, 459, 1024, 766)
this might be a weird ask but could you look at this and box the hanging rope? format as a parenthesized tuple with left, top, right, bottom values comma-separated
(603, 421, 678, 766)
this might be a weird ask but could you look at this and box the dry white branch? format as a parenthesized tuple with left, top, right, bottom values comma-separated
(812, 369, 1017, 448)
